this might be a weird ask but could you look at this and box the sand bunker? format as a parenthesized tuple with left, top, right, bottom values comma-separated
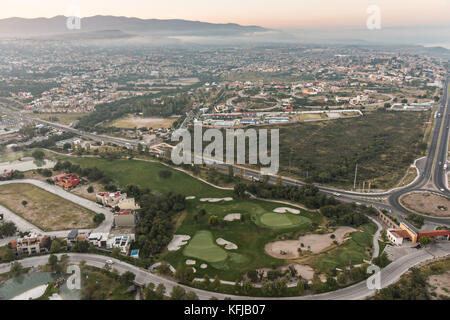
(185, 196, 196, 200)
(200, 264, 208, 269)
(265, 226, 357, 259)
(200, 197, 233, 203)
(186, 259, 196, 265)
(224, 213, 241, 221)
(216, 238, 238, 250)
(273, 207, 300, 215)
(167, 235, 191, 251)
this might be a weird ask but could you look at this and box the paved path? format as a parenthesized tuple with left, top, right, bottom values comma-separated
(367, 216, 383, 260)
(0, 179, 113, 236)
(1, 242, 448, 300)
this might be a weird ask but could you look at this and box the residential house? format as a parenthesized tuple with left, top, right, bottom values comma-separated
(10, 233, 51, 256)
(51, 173, 80, 189)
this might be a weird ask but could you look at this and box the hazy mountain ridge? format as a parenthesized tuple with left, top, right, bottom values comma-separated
(0, 15, 270, 38)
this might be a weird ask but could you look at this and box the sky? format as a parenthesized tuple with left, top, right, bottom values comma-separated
(1, 0, 449, 29)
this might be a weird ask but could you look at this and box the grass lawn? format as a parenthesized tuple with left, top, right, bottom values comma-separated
(259, 212, 310, 228)
(0, 183, 97, 231)
(165, 198, 323, 281)
(0, 150, 33, 163)
(307, 223, 377, 273)
(57, 157, 232, 198)
(183, 230, 228, 263)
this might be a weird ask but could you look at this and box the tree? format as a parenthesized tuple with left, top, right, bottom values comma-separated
(111, 247, 121, 258)
(154, 284, 166, 300)
(242, 280, 253, 295)
(50, 240, 62, 253)
(296, 280, 305, 295)
(87, 186, 94, 193)
(175, 267, 195, 284)
(1, 247, 15, 262)
(208, 215, 219, 227)
(21, 200, 28, 207)
(247, 270, 258, 283)
(48, 254, 58, 272)
(419, 236, 435, 246)
(72, 241, 89, 253)
(10, 261, 23, 277)
(32, 149, 45, 161)
(120, 271, 136, 285)
(93, 213, 105, 224)
(170, 285, 186, 300)
(0, 222, 17, 238)
(184, 291, 199, 300)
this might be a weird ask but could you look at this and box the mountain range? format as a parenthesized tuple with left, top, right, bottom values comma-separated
(0, 15, 270, 38)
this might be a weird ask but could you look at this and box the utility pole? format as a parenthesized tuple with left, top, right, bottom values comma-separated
(353, 163, 358, 191)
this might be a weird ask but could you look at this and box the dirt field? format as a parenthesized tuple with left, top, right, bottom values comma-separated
(265, 226, 357, 259)
(110, 115, 178, 129)
(0, 183, 96, 231)
(428, 271, 450, 299)
(401, 192, 450, 217)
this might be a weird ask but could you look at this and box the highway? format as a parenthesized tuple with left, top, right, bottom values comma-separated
(2, 80, 450, 228)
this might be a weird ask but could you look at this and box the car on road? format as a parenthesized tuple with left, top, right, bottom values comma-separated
(440, 188, 445, 192)
(333, 192, 341, 197)
(106, 259, 114, 265)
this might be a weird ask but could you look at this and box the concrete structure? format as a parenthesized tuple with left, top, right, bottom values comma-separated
(96, 191, 127, 207)
(107, 234, 134, 254)
(386, 222, 450, 245)
(117, 198, 140, 211)
(387, 229, 410, 246)
(87, 232, 109, 248)
(113, 210, 136, 227)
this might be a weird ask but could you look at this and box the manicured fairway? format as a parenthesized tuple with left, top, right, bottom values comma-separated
(183, 231, 228, 263)
(57, 157, 232, 198)
(260, 212, 310, 228)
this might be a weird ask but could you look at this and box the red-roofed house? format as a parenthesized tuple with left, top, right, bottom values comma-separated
(51, 173, 80, 189)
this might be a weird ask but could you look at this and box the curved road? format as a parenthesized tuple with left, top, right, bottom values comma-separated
(0, 242, 448, 300)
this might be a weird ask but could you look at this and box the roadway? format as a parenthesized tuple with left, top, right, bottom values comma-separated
(0, 242, 449, 300)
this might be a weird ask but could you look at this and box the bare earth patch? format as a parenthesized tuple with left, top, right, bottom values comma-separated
(280, 264, 315, 280)
(273, 207, 300, 215)
(428, 271, 450, 299)
(200, 197, 233, 203)
(0, 183, 96, 232)
(216, 238, 238, 250)
(167, 235, 191, 251)
(111, 115, 178, 129)
(223, 213, 241, 221)
(401, 192, 450, 217)
(265, 227, 357, 259)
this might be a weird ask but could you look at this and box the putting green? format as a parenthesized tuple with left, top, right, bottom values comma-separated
(260, 212, 311, 228)
(183, 231, 228, 263)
